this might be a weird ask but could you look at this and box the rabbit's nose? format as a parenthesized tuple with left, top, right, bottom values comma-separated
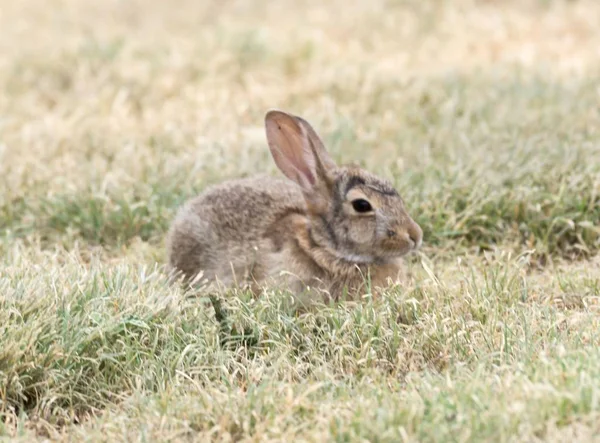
(407, 222, 423, 249)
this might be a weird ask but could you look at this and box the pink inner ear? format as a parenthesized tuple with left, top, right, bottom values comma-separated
(266, 115, 317, 190)
(271, 145, 315, 189)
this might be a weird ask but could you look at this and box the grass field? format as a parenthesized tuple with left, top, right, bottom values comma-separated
(2, 0, 600, 441)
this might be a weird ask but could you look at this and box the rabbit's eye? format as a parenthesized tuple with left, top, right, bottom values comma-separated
(351, 199, 373, 213)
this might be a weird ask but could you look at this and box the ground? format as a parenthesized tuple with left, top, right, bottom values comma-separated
(1, 0, 600, 441)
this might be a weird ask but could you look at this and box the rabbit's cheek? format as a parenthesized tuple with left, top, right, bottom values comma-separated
(346, 218, 378, 246)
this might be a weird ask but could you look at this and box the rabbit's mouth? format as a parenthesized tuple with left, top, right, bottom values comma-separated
(378, 229, 422, 257)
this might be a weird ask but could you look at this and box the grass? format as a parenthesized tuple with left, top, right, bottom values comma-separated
(1, 0, 600, 441)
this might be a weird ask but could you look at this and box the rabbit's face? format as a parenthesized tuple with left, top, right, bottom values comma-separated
(264, 109, 422, 264)
(320, 168, 422, 263)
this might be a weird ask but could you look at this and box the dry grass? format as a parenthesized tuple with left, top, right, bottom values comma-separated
(1, 0, 600, 441)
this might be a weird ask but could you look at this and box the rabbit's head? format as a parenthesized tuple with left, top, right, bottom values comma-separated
(265, 110, 422, 265)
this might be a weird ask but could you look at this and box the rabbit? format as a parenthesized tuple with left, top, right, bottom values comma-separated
(167, 110, 423, 303)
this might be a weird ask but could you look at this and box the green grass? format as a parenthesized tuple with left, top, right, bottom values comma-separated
(1, 0, 600, 441)
(2, 250, 600, 440)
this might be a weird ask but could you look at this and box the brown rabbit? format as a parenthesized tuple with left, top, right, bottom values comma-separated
(167, 110, 422, 303)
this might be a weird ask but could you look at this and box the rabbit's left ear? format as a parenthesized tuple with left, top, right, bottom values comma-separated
(265, 110, 336, 192)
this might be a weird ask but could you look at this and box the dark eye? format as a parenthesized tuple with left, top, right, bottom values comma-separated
(351, 199, 373, 213)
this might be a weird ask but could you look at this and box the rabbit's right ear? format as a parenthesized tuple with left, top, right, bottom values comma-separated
(265, 110, 336, 191)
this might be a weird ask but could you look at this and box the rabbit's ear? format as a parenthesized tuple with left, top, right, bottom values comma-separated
(294, 115, 337, 172)
(265, 110, 336, 191)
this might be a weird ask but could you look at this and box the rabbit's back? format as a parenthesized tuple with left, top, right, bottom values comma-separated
(167, 175, 305, 285)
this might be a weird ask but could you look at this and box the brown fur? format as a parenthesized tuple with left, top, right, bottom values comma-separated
(167, 110, 423, 303)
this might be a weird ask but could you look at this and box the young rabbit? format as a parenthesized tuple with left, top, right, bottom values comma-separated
(167, 110, 423, 302)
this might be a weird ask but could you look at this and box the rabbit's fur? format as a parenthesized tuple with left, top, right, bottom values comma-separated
(167, 110, 423, 302)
